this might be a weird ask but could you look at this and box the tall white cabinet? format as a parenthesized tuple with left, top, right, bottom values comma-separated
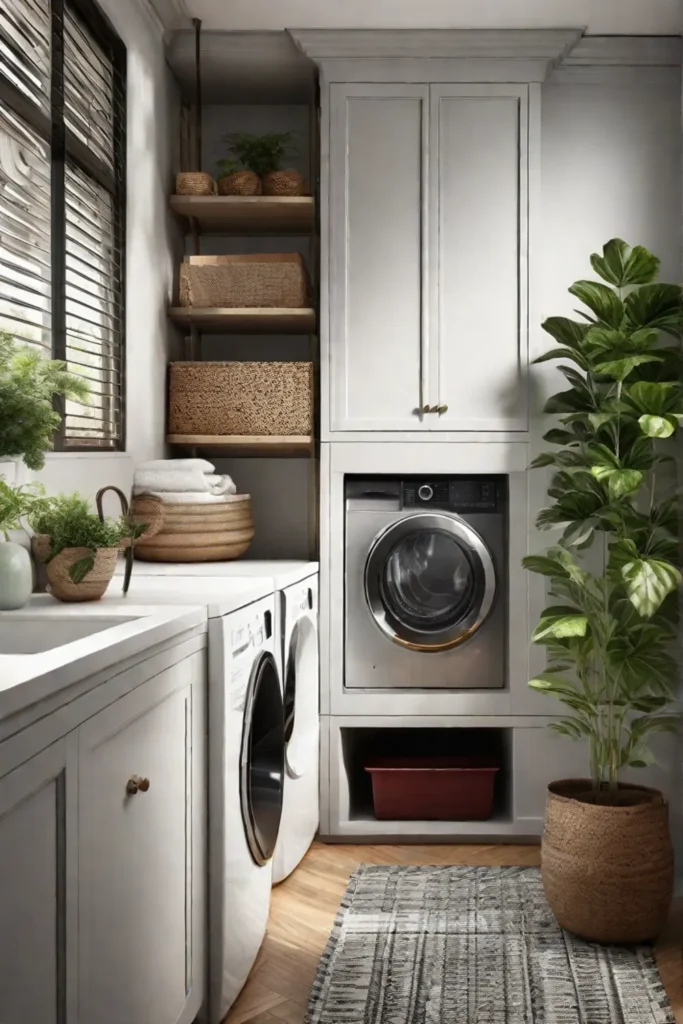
(291, 30, 581, 439)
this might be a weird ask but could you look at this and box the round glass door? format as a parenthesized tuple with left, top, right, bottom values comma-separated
(240, 651, 285, 866)
(365, 513, 496, 651)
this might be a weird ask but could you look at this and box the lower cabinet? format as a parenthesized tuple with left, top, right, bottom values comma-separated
(0, 738, 73, 1024)
(0, 650, 206, 1024)
(79, 664, 205, 1024)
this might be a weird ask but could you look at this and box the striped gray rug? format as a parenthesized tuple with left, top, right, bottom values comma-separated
(306, 865, 673, 1024)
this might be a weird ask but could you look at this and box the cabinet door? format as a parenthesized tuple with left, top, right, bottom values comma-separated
(78, 659, 206, 1024)
(429, 84, 529, 431)
(0, 739, 76, 1023)
(329, 83, 429, 431)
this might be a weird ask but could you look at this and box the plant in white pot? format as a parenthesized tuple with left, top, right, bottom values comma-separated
(0, 479, 52, 609)
(525, 239, 682, 944)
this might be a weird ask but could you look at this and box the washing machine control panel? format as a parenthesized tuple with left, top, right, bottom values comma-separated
(402, 477, 501, 512)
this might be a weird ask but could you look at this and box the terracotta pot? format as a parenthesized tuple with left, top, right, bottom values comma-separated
(33, 536, 119, 602)
(542, 778, 673, 944)
(217, 171, 262, 196)
(261, 169, 306, 196)
(175, 172, 216, 195)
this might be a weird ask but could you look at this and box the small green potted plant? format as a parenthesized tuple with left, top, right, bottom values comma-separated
(0, 330, 90, 474)
(524, 238, 682, 944)
(31, 494, 145, 603)
(0, 479, 52, 610)
(217, 132, 304, 196)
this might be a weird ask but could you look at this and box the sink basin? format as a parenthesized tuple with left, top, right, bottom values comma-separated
(0, 617, 135, 655)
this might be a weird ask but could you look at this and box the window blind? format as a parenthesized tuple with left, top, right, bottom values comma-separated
(0, 0, 126, 451)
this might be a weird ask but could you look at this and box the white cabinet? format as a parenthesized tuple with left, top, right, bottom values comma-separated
(327, 81, 530, 434)
(0, 739, 75, 1023)
(78, 663, 205, 1024)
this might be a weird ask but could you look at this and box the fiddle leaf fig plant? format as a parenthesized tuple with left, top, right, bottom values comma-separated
(524, 239, 682, 795)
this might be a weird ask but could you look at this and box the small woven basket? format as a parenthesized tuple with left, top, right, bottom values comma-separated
(131, 494, 255, 562)
(168, 361, 313, 436)
(32, 537, 120, 602)
(179, 254, 308, 309)
(217, 170, 262, 196)
(542, 778, 674, 944)
(175, 172, 216, 196)
(262, 169, 307, 196)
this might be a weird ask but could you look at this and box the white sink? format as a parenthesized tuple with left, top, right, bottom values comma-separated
(0, 617, 136, 655)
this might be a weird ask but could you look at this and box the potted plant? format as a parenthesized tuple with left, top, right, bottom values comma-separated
(0, 330, 90, 473)
(524, 238, 682, 944)
(30, 494, 144, 603)
(217, 132, 304, 196)
(0, 479, 52, 610)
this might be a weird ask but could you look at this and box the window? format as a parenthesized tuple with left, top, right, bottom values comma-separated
(0, 0, 126, 449)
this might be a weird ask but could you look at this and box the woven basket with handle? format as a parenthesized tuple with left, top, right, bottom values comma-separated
(175, 172, 216, 196)
(32, 537, 120, 602)
(131, 494, 255, 562)
(179, 253, 308, 309)
(541, 778, 674, 944)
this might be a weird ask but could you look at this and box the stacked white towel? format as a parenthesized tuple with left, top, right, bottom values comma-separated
(133, 458, 237, 503)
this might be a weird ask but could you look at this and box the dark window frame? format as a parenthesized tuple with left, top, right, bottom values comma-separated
(0, 0, 127, 451)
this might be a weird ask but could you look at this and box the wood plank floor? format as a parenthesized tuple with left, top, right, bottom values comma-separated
(224, 841, 683, 1024)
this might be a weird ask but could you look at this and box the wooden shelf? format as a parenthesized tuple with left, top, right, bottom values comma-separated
(167, 434, 313, 458)
(169, 195, 315, 234)
(168, 307, 316, 335)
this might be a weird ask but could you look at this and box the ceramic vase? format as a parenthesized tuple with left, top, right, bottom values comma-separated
(0, 540, 33, 610)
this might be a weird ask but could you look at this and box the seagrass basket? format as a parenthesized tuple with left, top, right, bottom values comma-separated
(168, 361, 313, 437)
(175, 172, 216, 195)
(32, 536, 119, 602)
(131, 493, 255, 562)
(178, 254, 308, 309)
(541, 779, 674, 944)
(217, 170, 262, 195)
(262, 169, 307, 196)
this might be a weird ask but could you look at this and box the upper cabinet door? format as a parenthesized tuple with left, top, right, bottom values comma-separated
(429, 84, 529, 431)
(329, 84, 430, 431)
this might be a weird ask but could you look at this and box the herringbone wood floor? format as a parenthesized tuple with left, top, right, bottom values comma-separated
(224, 841, 683, 1024)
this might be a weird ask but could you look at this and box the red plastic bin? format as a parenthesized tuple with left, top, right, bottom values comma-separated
(364, 757, 499, 821)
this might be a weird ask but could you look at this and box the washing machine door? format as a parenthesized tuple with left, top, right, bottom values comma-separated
(365, 512, 496, 651)
(283, 612, 319, 779)
(240, 651, 285, 866)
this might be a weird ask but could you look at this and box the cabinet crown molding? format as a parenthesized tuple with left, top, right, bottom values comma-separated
(289, 27, 583, 66)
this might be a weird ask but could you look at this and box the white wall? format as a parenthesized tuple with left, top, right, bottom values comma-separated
(181, 0, 683, 34)
(32, 0, 177, 503)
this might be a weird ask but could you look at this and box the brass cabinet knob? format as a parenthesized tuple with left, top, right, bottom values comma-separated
(126, 775, 150, 796)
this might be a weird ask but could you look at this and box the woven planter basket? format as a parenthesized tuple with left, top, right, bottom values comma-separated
(217, 170, 262, 196)
(542, 779, 674, 944)
(262, 169, 307, 196)
(131, 493, 255, 562)
(179, 253, 308, 309)
(168, 361, 313, 436)
(175, 172, 216, 196)
(32, 537, 119, 602)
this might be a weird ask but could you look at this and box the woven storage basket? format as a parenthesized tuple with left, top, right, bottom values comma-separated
(32, 538, 119, 602)
(178, 254, 308, 309)
(217, 170, 262, 196)
(131, 493, 255, 562)
(168, 361, 313, 436)
(175, 172, 216, 195)
(262, 169, 306, 196)
(542, 779, 674, 944)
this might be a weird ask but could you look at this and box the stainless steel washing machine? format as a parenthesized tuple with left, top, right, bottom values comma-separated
(345, 475, 507, 689)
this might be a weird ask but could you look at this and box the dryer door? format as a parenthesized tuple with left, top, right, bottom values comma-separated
(364, 512, 496, 651)
(240, 651, 285, 866)
(283, 613, 319, 779)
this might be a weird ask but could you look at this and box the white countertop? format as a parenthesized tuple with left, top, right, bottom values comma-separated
(0, 575, 274, 724)
(118, 559, 319, 590)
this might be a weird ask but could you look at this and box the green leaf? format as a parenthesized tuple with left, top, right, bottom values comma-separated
(593, 353, 663, 380)
(530, 452, 557, 469)
(532, 347, 589, 369)
(68, 554, 95, 584)
(625, 283, 683, 335)
(522, 554, 569, 578)
(533, 613, 589, 642)
(627, 380, 679, 414)
(622, 558, 682, 617)
(638, 414, 675, 438)
(607, 469, 643, 500)
(590, 239, 660, 287)
(561, 518, 597, 548)
(541, 317, 590, 350)
(568, 280, 624, 328)
(543, 428, 579, 446)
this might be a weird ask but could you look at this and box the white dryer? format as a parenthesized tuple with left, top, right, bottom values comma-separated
(208, 593, 284, 1024)
(273, 571, 319, 883)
